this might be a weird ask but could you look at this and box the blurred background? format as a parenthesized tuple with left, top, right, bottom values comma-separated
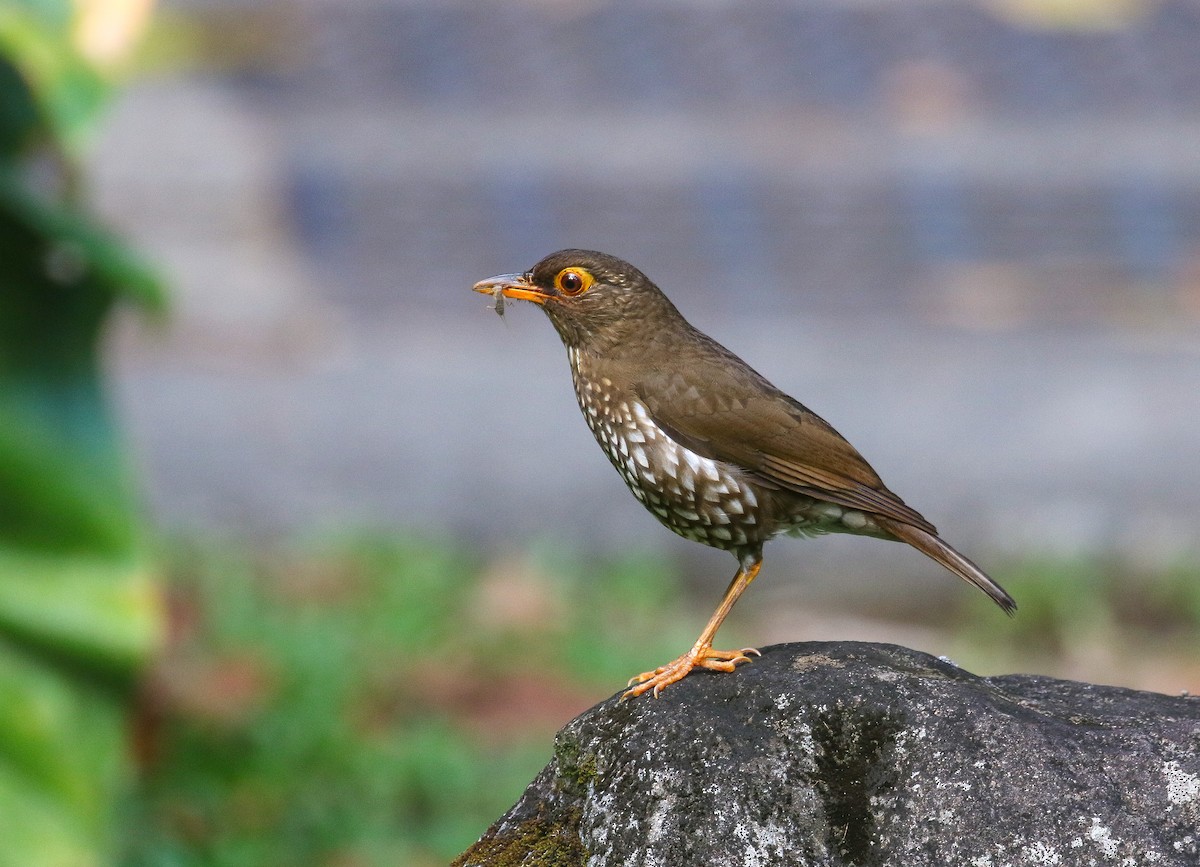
(4, 0, 1200, 864)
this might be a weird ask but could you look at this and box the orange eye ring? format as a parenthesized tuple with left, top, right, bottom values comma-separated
(554, 268, 594, 296)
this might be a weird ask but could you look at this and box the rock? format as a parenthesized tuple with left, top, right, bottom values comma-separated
(454, 642, 1200, 867)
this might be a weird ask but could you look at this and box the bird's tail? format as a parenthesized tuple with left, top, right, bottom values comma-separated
(876, 517, 1017, 615)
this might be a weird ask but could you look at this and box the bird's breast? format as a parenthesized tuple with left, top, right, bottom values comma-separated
(568, 350, 770, 551)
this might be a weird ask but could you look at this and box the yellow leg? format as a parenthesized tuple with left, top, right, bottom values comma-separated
(622, 558, 762, 700)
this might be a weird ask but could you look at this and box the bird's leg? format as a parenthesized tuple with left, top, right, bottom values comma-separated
(622, 558, 762, 700)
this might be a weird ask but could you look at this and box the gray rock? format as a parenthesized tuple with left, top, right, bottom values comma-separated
(454, 642, 1200, 866)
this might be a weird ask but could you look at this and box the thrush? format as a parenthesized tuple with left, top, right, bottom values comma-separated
(474, 249, 1014, 699)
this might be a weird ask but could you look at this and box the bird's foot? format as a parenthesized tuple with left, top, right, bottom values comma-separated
(621, 645, 759, 700)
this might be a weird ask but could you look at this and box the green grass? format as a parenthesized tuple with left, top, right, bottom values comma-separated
(118, 535, 691, 866)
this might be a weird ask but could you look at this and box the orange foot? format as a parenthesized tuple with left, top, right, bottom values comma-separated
(621, 645, 760, 700)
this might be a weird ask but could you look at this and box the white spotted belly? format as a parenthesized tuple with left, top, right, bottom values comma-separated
(570, 363, 766, 551)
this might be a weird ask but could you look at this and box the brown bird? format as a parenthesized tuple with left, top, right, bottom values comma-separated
(474, 250, 1014, 699)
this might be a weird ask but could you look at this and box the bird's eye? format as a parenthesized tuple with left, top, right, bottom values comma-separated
(554, 268, 593, 296)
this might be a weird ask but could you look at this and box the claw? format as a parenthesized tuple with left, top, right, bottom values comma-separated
(621, 645, 759, 700)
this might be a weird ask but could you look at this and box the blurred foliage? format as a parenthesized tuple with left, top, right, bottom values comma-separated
(0, 1, 163, 865)
(967, 556, 1117, 656)
(116, 533, 1200, 865)
(951, 555, 1200, 692)
(0, 0, 106, 153)
(120, 535, 690, 866)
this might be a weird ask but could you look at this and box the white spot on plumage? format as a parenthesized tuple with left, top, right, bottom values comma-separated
(842, 511, 868, 530)
(569, 364, 767, 552)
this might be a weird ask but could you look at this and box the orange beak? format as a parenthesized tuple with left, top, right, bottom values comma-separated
(472, 272, 549, 305)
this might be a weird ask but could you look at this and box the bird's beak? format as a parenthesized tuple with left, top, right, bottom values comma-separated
(472, 272, 549, 305)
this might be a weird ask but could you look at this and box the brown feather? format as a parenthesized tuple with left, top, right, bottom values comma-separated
(876, 517, 1017, 614)
(630, 339, 936, 533)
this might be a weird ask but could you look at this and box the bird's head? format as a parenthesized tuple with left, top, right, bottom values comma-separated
(473, 249, 683, 352)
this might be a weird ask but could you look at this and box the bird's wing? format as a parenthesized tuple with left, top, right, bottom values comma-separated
(633, 351, 937, 533)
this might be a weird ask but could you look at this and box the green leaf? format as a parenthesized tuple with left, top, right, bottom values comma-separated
(0, 391, 140, 558)
(0, 638, 127, 867)
(0, 166, 164, 314)
(0, 1, 111, 152)
(0, 549, 162, 674)
(0, 9, 166, 862)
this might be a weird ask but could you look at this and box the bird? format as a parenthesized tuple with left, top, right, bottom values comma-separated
(474, 249, 1014, 699)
